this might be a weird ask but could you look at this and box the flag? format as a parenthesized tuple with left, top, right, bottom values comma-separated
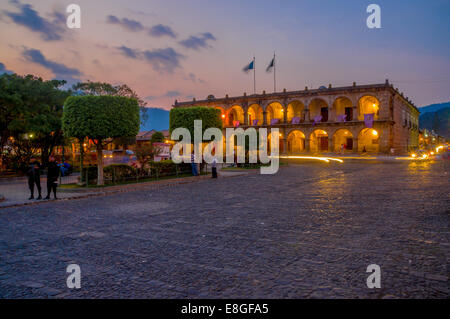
(243, 60, 254, 73)
(266, 57, 275, 72)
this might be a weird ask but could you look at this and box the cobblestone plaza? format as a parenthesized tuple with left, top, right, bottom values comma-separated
(0, 161, 448, 298)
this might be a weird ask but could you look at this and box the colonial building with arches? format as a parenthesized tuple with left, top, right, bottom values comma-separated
(173, 81, 420, 155)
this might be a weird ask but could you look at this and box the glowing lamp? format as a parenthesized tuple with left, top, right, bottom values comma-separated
(221, 114, 225, 119)
(372, 130, 378, 136)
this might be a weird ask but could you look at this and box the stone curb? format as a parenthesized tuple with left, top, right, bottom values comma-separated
(0, 170, 251, 210)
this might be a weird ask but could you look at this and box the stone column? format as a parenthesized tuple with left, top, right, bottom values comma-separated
(353, 138, 359, 153)
(305, 138, 311, 152)
(352, 106, 358, 121)
(281, 137, 287, 154)
(283, 106, 287, 124)
(244, 110, 248, 126)
(304, 109, 310, 122)
(328, 137, 333, 153)
(263, 111, 268, 125)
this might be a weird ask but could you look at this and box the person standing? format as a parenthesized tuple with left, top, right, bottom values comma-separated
(211, 157, 218, 178)
(191, 153, 198, 176)
(45, 156, 60, 200)
(27, 160, 42, 200)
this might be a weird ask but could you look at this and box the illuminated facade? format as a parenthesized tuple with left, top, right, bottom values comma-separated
(173, 81, 420, 154)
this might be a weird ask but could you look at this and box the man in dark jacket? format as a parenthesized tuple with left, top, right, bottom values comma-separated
(45, 156, 60, 200)
(27, 160, 42, 200)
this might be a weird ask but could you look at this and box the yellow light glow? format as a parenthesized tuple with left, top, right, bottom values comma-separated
(430, 152, 435, 155)
(372, 130, 378, 136)
(29, 134, 33, 138)
(411, 153, 417, 158)
(373, 103, 376, 107)
(221, 114, 225, 119)
(277, 155, 343, 163)
(436, 146, 444, 152)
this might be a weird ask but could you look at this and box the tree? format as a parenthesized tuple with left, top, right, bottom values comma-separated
(62, 95, 140, 185)
(151, 131, 165, 144)
(73, 81, 149, 124)
(0, 74, 70, 168)
(134, 143, 160, 174)
(169, 107, 222, 138)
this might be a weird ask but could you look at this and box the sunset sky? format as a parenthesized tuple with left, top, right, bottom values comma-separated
(1, 0, 449, 109)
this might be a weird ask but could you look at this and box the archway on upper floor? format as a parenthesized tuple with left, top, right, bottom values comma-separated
(227, 105, 245, 127)
(266, 102, 284, 124)
(308, 99, 328, 123)
(310, 129, 329, 152)
(358, 95, 380, 121)
(248, 104, 263, 126)
(287, 130, 306, 153)
(286, 101, 304, 124)
(358, 128, 380, 153)
(333, 97, 353, 122)
(333, 129, 354, 152)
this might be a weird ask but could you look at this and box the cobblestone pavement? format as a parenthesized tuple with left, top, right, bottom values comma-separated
(0, 161, 448, 298)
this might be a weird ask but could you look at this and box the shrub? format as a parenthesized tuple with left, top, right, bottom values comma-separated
(104, 164, 137, 182)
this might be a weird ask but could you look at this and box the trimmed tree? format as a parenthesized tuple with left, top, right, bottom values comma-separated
(169, 107, 222, 138)
(150, 131, 165, 144)
(62, 95, 140, 185)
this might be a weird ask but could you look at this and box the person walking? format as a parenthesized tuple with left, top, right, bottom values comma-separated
(211, 157, 218, 178)
(45, 156, 60, 200)
(27, 160, 42, 200)
(191, 153, 198, 176)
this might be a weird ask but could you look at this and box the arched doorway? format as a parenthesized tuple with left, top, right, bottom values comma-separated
(266, 102, 284, 124)
(358, 96, 380, 121)
(227, 105, 244, 127)
(248, 104, 263, 126)
(287, 101, 304, 123)
(358, 128, 380, 153)
(309, 99, 328, 123)
(310, 129, 329, 152)
(287, 130, 306, 153)
(333, 129, 353, 152)
(333, 97, 353, 122)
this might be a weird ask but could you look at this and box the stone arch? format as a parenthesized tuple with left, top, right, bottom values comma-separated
(333, 129, 354, 152)
(358, 128, 380, 153)
(286, 100, 305, 123)
(333, 96, 353, 122)
(358, 95, 380, 121)
(308, 98, 328, 123)
(227, 105, 245, 127)
(287, 130, 306, 153)
(310, 129, 329, 152)
(266, 101, 284, 124)
(247, 103, 263, 126)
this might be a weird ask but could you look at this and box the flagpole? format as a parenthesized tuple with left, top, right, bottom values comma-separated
(253, 56, 256, 95)
(273, 52, 276, 92)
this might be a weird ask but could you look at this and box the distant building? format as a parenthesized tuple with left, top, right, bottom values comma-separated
(136, 130, 170, 144)
(173, 81, 420, 154)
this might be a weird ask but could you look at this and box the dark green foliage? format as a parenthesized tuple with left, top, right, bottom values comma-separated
(151, 131, 165, 143)
(62, 95, 140, 140)
(104, 164, 137, 182)
(0, 73, 70, 168)
(169, 107, 222, 140)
